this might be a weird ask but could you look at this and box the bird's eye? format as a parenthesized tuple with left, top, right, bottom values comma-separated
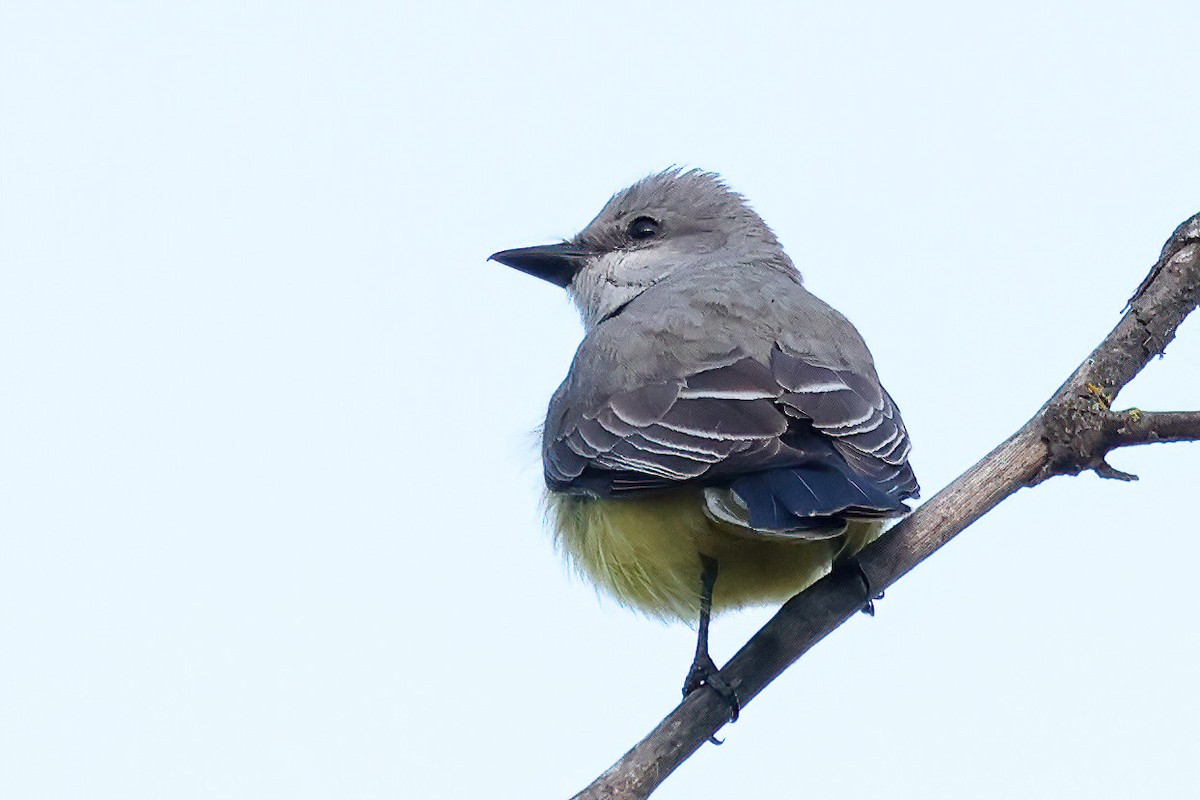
(627, 216, 660, 240)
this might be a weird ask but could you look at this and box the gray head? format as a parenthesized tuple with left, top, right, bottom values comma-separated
(490, 169, 796, 328)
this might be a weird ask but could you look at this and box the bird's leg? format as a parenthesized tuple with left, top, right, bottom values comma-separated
(682, 555, 740, 731)
(843, 556, 885, 616)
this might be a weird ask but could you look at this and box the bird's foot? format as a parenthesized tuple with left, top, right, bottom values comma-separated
(843, 556, 885, 616)
(682, 652, 740, 743)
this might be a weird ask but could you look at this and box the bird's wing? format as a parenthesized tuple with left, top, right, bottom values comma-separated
(544, 292, 919, 533)
(769, 346, 919, 501)
(546, 350, 791, 491)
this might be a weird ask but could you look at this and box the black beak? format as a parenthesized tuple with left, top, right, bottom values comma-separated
(488, 242, 589, 288)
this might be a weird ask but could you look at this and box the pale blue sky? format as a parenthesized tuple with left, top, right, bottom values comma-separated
(2, 2, 1198, 798)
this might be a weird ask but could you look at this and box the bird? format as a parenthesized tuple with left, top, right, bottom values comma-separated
(490, 169, 918, 716)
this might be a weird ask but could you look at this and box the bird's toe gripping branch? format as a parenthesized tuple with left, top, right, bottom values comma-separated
(839, 555, 885, 617)
(682, 654, 740, 721)
(682, 653, 740, 745)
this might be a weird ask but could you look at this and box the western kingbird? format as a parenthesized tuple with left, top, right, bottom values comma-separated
(491, 169, 918, 714)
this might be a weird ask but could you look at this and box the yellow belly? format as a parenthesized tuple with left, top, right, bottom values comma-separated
(546, 490, 882, 623)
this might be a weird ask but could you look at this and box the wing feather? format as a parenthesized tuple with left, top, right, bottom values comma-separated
(546, 344, 919, 530)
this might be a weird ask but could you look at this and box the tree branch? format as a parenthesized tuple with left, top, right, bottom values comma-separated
(571, 213, 1200, 800)
(1107, 410, 1200, 448)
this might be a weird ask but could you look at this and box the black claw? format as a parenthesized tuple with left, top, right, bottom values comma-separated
(843, 557, 883, 616)
(683, 657, 741, 719)
(683, 654, 740, 743)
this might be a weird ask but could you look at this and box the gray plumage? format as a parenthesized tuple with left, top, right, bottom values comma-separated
(492, 164, 919, 646)
(528, 169, 918, 534)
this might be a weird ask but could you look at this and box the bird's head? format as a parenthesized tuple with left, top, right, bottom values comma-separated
(490, 169, 793, 328)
